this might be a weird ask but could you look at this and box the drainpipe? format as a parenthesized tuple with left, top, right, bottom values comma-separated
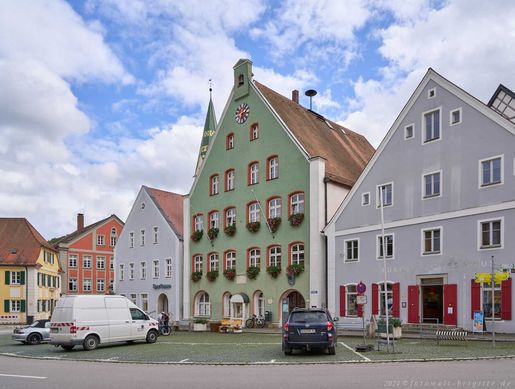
(323, 177, 329, 309)
(25, 266, 29, 324)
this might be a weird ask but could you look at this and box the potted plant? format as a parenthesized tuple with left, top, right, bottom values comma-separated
(224, 224, 236, 237)
(286, 264, 304, 276)
(223, 268, 236, 280)
(207, 227, 219, 240)
(267, 217, 281, 233)
(288, 213, 304, 227)
(191, 271, 202, 282)
(377, 317, 402, 339)
(266, 265, 281, 278)
(193, 318, 208, 332)
(206, 270, 219, 282)
(191, 230, 203, 242)
(246, 221, 260, 233)
(246, 266, 260, 279)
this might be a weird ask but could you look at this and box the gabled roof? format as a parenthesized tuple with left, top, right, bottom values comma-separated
(54, 214, 124, 246)
(0, 218, 56, 266)
(145, 186, 184, 240)
(254, 81, 375, 187)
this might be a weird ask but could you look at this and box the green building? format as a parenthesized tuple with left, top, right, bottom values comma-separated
(184, 59, 374, 326)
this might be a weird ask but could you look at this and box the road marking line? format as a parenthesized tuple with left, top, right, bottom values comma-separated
(270, 359, 276, 363)
(0, 373, 47, 380)
(179, 359, 189, 363)
(339, 342, 371, 362)
(159, 342, 280, 345)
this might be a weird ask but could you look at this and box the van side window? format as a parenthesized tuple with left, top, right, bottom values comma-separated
(130, 308, 146, 321)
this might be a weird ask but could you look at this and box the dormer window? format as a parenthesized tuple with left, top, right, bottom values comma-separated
(238, 74, 244, 87)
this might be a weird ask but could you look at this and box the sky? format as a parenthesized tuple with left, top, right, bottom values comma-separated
(1, 0, 515, 239)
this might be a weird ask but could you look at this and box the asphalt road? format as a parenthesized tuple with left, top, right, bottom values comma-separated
(0, 356, 514, 389)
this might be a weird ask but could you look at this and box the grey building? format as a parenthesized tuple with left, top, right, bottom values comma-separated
(115, 186, 184, 321)
(325, 69, 515, 333)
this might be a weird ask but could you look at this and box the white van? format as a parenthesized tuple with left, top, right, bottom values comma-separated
(50, 295, 160, 351)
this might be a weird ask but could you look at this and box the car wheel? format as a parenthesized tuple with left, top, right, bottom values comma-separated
(328, 346, 336, 355)
(146, 330, 158, 344)
(62, 345, 74, 351)
(83, 335, 98, 351)
(27, 333, 42, 345)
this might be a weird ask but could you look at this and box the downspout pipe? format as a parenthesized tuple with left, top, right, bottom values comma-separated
(323, 177, 329, 309)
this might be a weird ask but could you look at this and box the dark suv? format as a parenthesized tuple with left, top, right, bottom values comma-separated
(282, 308, 338, 355)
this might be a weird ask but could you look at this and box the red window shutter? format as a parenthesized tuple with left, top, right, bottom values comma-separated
(392, 282, 400, 317)
(339, 285, 346, 317)
(372, 283, 378, 315)
(471, 279, 481, 319)
(501, 278, 512, 321)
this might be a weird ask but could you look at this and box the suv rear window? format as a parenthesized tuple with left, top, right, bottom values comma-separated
(290, 311, 328, 324)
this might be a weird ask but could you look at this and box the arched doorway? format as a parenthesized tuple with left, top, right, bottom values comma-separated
(157, 293, 169, 314)
(280, 290, 306, 323)
(230, 293, 250, 324)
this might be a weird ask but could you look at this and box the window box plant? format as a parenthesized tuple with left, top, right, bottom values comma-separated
(246, 221, 260, 233)
(193, 318, 208, 332)
(267, 217, 281, 233)
(206, 270, 219, 282)
(377, 317, 402, 339)
(207, 227, 219, 240)
(191, 230, 203, 242)
(286, 264, 304, 276)
(223, 268, 236, 281)
(246, 266, 260, 279)
(288, 213, 304, 227)
(224, 224, 236, 237)
(191, 271, 202, 283)
(266, 265, 281, 278)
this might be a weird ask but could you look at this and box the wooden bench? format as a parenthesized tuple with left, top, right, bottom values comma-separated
(436, 330, 468, 345)
(219, 319, 243, 333)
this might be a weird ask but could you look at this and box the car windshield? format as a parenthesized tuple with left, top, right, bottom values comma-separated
(290, 312, 327, 324)
(29, 321, 42, 328)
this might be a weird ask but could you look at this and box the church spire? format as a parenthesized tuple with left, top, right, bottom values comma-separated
(195, 80, 217, 174)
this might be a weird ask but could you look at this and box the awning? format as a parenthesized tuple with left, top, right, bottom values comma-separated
(230, 293, 250, 304)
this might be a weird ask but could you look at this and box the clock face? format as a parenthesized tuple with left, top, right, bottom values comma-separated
(235, 103, 250, 124)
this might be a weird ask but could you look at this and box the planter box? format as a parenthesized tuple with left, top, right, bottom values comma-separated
(193, 323, 208, 332)
(378, 324, 402, 339)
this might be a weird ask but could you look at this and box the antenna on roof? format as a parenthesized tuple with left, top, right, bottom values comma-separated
(305, 89, 317, 110)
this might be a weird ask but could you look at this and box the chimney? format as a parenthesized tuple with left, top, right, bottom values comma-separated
(292, 90, 299, 104)
(77, 213, 84, 232)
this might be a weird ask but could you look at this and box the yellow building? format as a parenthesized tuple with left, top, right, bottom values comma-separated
(0, 218, 61, 324)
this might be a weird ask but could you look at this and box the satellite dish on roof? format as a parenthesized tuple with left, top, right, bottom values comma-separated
(305, 89, 317, 110)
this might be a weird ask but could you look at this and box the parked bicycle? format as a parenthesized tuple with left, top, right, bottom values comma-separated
(245, 314, 266, 328)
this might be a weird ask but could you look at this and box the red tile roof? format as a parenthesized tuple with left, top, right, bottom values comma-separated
(255, 81, 375, 187)
(145, 187, 184, 240)
(53, 214, 124, 245)
(0, 218, 56, 266)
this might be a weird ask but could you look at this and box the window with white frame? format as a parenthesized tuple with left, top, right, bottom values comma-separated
(223, 293, 232, 317)
(249, 162, 259, 185)
(268, 246, 281, 267)
(10, 300, 21, 312)
(226, 133, 234, 150)
(404, 124, 414, 139)
(194, 214, 203, 232)
(130, 294, 137, 305)
(165, 258, 172, 278)
(209, 253, 219, 271)
(423, 171, 441, 198)
(153, 260, 160, 278)
(248, 202, 260, 223)
(481, 281, 501, 319)
(428, 88, 436, 98)
(140, 261, 146, 280)
(480, 156, 503, 187)
(345, 239, 359, 262)
(377, 183, 393, 207)
(479, 219, 502, 249)
(119, 264, 124, 281)
(423, 228, 441, 255)
(249, 248, 260, 267)
(379, 282, 393, 316)
(423, 109, 440, 143)
(153, 227, 158, 244)
(361, 192, 370, 206)
(268, 197, 281, 218)
(110, 257, 114, 270)
(69, 254, 77, 267)
(291, 243, 304, 266)
(97, 235, 105, 246)
(97, 256, 105, 269)
(10, 271, 21, 284)
(129, 263, 135, 280)
(225, 251, 236, 270)
(346, 284, 358, 316)
(110, 236, 117, 247)
(255, 291, 265, 317)
(196, 292, 211, 316)
(141, 293, 149, 312)
(210, 174, 219, 195)
(83, 279, 92, 292)
(225, 207, 236, 227)
(194, 255, 203, 273)
(268, 157, 279, 180)
(140, 229, 145, 246)
(377, 234, 394, 259)
(226, 170, 235, 191)
(83, 256, 92, 268)
(97, 279, 105, 292)
(450, 108, 461, 125)
(209, 211, 219, 229)
(69, 278, 77, 291)
(290, 193, 304, 215)
(250, 123, 259, 140)
(129, 232, 134, 248)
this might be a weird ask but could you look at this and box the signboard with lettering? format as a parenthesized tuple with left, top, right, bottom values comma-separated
(356, 295, 367, 305)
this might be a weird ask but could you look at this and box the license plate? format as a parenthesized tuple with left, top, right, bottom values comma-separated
(300, 329, 316, 334)
(51, 328, 58, 333)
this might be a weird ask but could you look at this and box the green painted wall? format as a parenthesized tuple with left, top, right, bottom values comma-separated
(189, 62, 311, 323)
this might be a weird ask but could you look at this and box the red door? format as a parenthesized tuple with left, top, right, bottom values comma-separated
(443, 284, 457, 326)
(408, 285, 420, 323)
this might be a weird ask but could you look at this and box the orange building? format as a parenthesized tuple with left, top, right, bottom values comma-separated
(55, 214, 124, 295)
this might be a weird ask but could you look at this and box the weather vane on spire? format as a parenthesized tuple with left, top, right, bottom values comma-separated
(209, 79, 212, 98)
